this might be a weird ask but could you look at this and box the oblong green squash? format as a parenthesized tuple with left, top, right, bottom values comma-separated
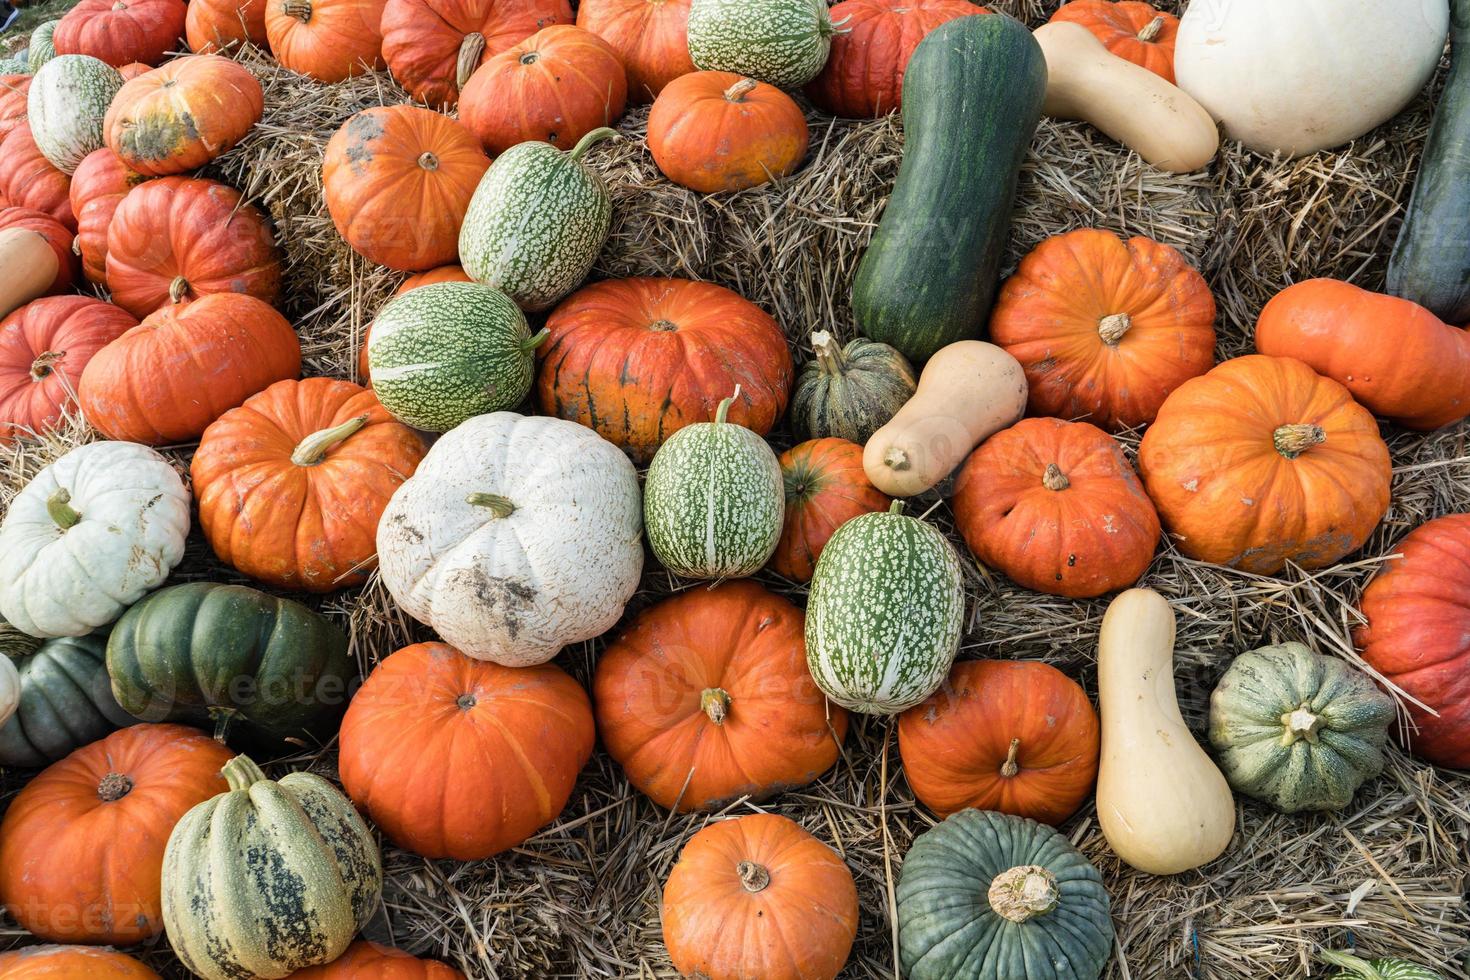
(0, 631, 134, 768)
(27, 21, 58, 74)
(791, 330, 915, 443)
(686, 0, 841, 88)
(26, 54, 123, 174)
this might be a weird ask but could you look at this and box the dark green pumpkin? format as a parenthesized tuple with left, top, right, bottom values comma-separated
(106, 583, 354, 753)
(791, 330, 915, 444)
(0, 631, 134, 768)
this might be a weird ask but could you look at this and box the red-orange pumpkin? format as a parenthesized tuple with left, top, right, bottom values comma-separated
(285, 941, 465, 979)
(338, 642, 595, 860)
(898, 660, 1100, 824)
(576, 0, 695, 102)
(0, 74, 29, 143)
(770, 437, 889, 582)
(458, 25, 627, 156)
(119, 62, 153, 80)
(0, 946, 162, 979)
(648, 71, 808, 193)
(54, 0, 188, 67)
(104, 56, 264, 176)
(358, 266, 474, 381)
(186, 0, 269, 50)
(69, 148, 147, 285)
(0, 124, 74, 230)
(265, 0, 388, 83)
(0, 724, 233, 944)
(1048, 0, 1178, 82)
(0, 206, 75, 296)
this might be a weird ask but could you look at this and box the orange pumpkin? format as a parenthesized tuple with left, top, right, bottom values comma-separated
(338, 642, 594, 860)
(119, 63, 153, 80)
(285, 941, 465, 979)
(898, 660, 1100, 824)
(0, 206, 75, 296)
(0, 724, 233, 945)
(1049, 0, 1177, 82)
(1137, 354, 1392, 574)
(537, 277, 793, 462)
(69, 149, 147, 285)
(186, 0, 269, 50)
(322, 106, 490, 272)
(662, 813, 858, 980)
(648, 71, 808, 193)
(0, 946, 161, 979)
(576, 0, 695, 102)
(78, 293, 301, 444)
(265, 0, 387, 82)
(770, 438, 889, 582)
(0, 124, 74, 230)
(952, 417, 1160, 598)
(989, 228, 1217, 431)
(458, 25, 628, 156)
(54, 0, 187, 67)
(0, 74, 29, 143)
(104, 56, 264, 176)
(594, 581, 846, 812)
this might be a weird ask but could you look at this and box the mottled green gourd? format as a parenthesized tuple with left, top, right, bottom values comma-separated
(643, 391, 784, 579)
(897, 809, 1114, 980)
(791, 330, 916, 443)
(1320, 950, 1445, 980)
(1208, 642, 1394, 813)
(805, 499, 963, 714)
(0, 49, 29, 75)
(26, 54, 123, 174)
(0, 631, 134, 767)
(161, 755, 382, 980)
(27, 22, 58, 73)
(686, 0, 845, 88)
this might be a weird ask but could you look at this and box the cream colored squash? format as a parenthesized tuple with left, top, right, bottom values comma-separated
(0, 229, 59, 320)
(1096, 588, 1235, 875)
(0, 655, 18, 730)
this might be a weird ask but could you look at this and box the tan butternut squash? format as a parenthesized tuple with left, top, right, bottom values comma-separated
(0, 229, 60, 320)
(1033, 21, 1219, 174)
(862, 340, 1026, 497)
(1096, 588, 1235, 875)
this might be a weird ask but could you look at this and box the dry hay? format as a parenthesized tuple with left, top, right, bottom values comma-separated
(4, 1, 1470, 977)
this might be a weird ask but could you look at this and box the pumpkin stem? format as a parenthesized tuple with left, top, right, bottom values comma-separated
(715, 385, 742, 424)
(1097, 313, 1132, 345)
(825, 11, 853, 34)
(736, 860, 771, 893)
(648, 319, 678, 332)
(567, 127, 618, 163)
(456, 32, 487, 89)
(1281, 704, 1324, 745)
(211, 706, 241, 742)
(1042, 463, 1070, 491)
(700, 687, 731, 724)
(1316, 951, 1387, 980)
(291, 414, 370, 466)
(522, 326, 551, 353)
(71, 235, 81, 256)
(1273, 423, 1326, 459)
(1136, 14, 1165, 41)
(466, 492, 516, 518)
(883, 447, 909, 471)
(887, 499, 904, 515)
(221, 755, 269, 793)
(1000, 737, 1021, 778)
(281, 0, 311, 21)
(723, 77, 759, 102)
(0, 622, 43, 659)
(987, 865, 1059, 923)
(417, 151, 440, 171)
(168, 275, 190, 305)
(111, 0, 126, 8)
(29, 349, 64, 381)
(97, 772, 133, 801)
(810, 330, 847, 376)
(456, 693, 477, 710)
(46, 488, 81, 530)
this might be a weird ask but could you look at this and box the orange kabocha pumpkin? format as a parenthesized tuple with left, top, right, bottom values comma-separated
(1049, 0, 1177, 82)
(576, 0, 694, 102)
(662, 814, 858, 980)
(265, 0, 388, 82)
(595, 581, 847, 812)
(54, 0, 187, 67)
(69, 149, 148, 285)
(0, 124, 74, 229)
(104, 56, 264, 176)
(648, 71, 808, 193)
(186, 0, 269, 50)
(898, 660, 1100, 824)
(990, 228, 1216, 431)
(0, 946, 161, 979)
(0, 724, 233, 944)
(322, 106, 489, 272)
(538, 277, 792, 462)
(0, 206, 75, 296)
(458, 25, 627, 156)
(1138, 354, 1391, 574)
(286, 941, 465, 979)
(770, 438, 889, 582)
(338, 643, 593, 860)
(952, 417, 1160, 598)
(380, 0, 573, 107)
(0, 74, 28, 143)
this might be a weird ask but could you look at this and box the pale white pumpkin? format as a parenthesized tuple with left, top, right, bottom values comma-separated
(26, 54, 124, 174)
(1174, 0, 1448, 159)
(0, 655, 18, 729)
(0, 441, 190, 638)
(376, 412, 644, 666)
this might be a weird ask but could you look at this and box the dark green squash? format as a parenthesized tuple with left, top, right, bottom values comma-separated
(106, 583, 354, 753)
(850, 15, 1046, 363)
(791, 330, 916, 443)
(0, 631, 134, 768)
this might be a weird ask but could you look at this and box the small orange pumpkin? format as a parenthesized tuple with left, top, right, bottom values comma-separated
(770, 438, 889, 582)
(186, 0, 269, 50)
(1048, 0, 1178, 82)
(576, 0, 695, 102)
(69, 148, 148, 285)
(265, 0, 387, 82)
(0, 946, 161, 979)
(647, 70, 808, 193)
(104, 56, 264, 176)
(283, 941, 465, 978)
(53, 0, 187, 67)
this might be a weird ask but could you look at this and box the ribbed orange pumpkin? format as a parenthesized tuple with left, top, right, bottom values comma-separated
(186, 0, 269, 50)
(53, 0, 186, 67)
(104, 56, 264, 176)
(898, 660, 1100, 824)
(0, 74, 29, 143)
(1048, 0, 1178, 82)
(537, 277, 792, 462)
(69, 149, 147, 285)
(338, 642, 594, 860)
(576, 0, 694, 102)
(0, 124, 74, 230)
(322, 106, 489, 272)
(119, 62, 153, 80)
(265, 0, 387, 82)
(648, 71, 808, 193)
(285, 941, 466, 979)
(0, 724, 233, 945)
(0, 946, 162, 979)
(0, 206, 75, 296)
(770, 438, 889, 582)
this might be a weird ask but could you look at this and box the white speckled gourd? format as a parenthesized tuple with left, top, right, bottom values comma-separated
(687, 0, 844, 88)
(805, 500, 963, 714)
(458, 128, 617, 312)
(376, 412, 644, 666)
(161, 755, 382, 980)
(0, 441, 190, 638)
(27, 21, 58, 73)
(26, 54, 123, 174)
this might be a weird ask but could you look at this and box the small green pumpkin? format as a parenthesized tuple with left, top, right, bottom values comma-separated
(161, 755, 382, 980)
(26, 22, 57, 73)
(0, 631, 134, 768)
(1208, 642, 1394, 813)
(897, 809, 1114, 980)
(687, 0, 844, 88)
(791, 330, 916, 444)
(1320, 949, 1445, 980)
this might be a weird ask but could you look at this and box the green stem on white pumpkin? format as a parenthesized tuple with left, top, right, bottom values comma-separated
(0, 622, 43, 659)
(811, 330, 848, 376)
(97, 771, 133, 802)
(987, 865, 1059, 923)
(1317, 950, 1387, 980)
(522, 327, 551, 353)
(46, 488, 81, 530)
(1136, 15, 1165, 42)
(1274, 423, 1326, 459)
(701, 687, 731, 724)
(1281, 704, 1324, 745)
(567, 127, 619, 164)
(456, 32, 486, 89)
(29, 349, 64, 381)
(168, 275, 191, 305)
(291, 414, 369, 466)
(466, 492, 516, 518)
(1098, 312, 1132, 345)
(1000, 737, 1022, 778)
(222, 755, 269, 793)
(737, 860, 771, 893)
(1042, 463, 1070, 491)
(714, 385, 743, 424)
(723, 77, 759, 102)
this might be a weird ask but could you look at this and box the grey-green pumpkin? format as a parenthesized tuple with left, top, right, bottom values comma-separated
(26, 22, 57, 73)
(0, 50, 29, 75)
(1321, 950, 1445, 980)
(791, 330, 915, 443)
(26, 54, 123, 174)
(897, 809, 1114, 980)
(687, 0, 845, 88)
(0, 630, 134, 768)
(1208, 642, 1394, 813)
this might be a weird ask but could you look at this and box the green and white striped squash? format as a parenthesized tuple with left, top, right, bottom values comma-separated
(367, 281, 547, 432)
(26, 54, 123, 174)
(161, 755, 382, 980)
(458, 128, 616, 312)
(0, 51, 29, 75)
(643, 393, 784, 579)
(27, 22, 58, 73)
(1321, 950, 1444, 980)
(0, 630, 134, 768)
(687, 0, 845, 88)
(805, 500, 962, 714)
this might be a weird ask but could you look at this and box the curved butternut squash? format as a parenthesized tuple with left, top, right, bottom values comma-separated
(1096, 588, 1235, 875)
(0, 229, 60, 320)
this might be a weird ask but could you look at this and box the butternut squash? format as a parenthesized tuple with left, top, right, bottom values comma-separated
(862, 340, 1026, 497)
(1033, 21, 1219, 174)
(1096, 588, 1235, 875)
(0, 229, 60, 320)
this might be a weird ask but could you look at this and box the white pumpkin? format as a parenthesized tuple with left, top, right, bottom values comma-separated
(0, 441, 190, 638)
(0, 654, 18, 729)
(1174, 0, 1448, 159)
(26, 54, 123, 174)
(376, 412, 644, 667)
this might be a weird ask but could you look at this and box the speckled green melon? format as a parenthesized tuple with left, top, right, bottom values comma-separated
(805, 500, 963, 714)
(0, 50, 29, 75)
(27, 22, 58, 74)
(1321, 950, 1444, 980)
(26, 54, 123, 174)
(687, 0, 843, 88)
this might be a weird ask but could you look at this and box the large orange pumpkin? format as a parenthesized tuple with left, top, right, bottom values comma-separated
(53, 0, 187, 67)
(594, 581, 847, 812)
(0, 124, 74, 230)
(0, 206, 75, 296)
(1048, 0, 1178, 82)
(265, 0, 388, 82)
(662, 813, 858, 980)
(69, 149, 148, 285)
(1137, 354, 1392, 574)
(78, 293, 301, 444)
(458, 25, 627, 156)
(0, 946, 161, 979)
(285, 941, 465, 979)
(186, 0, 269, 50)
(898, 660, 1100, 824)
(647, 71, 808, 193)
(104, 56, 264, 176)
(105, 176, 282, 318)
(770, 437, 889, 582)
(989, 228, 1217, 432)
(322, 106, 490, 272)
(0, 75, 28, 143)
(338, 642, 594, 860)
(380, 0, 574, 107)
(537, 277, 792, 462)
(576, 0, 694, 102)
(0, 724, 233, 945)
(952, 417, 1160, 598)
(192, 378, 426, 591)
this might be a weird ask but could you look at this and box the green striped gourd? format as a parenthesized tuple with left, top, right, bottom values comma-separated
(643, 392, 784, 579)
(367, 281, 547, 431)
(805, 499, 962, 713)
(687, 0, 844, 88)
(0, 631, 133, 768)
(1321, 950, 1444, 980)
(26, 54, 123, 174)
(27, 22, 58, 73)
(791, 330, 916, 443)
(161, 755, 382, 980)
(458, 128, 616, 312)
(0, 51, 29, 75)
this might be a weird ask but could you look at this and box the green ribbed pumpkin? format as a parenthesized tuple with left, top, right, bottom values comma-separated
(687, 0, 843, 88)
(0, 631, 134, 767)
(0, 52, 28, 75)
(791, 330, 915, 444)
(897, 809, 1113, 980)
(161, 755, 382, 980)
(1208, 642, 1394, 813)
(26, 54, 123, 174)
(27, 22, 58, 73)
(1321, 950, 1445, 980)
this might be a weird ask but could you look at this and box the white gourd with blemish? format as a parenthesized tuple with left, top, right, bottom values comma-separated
(26, 54, 123, 174)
